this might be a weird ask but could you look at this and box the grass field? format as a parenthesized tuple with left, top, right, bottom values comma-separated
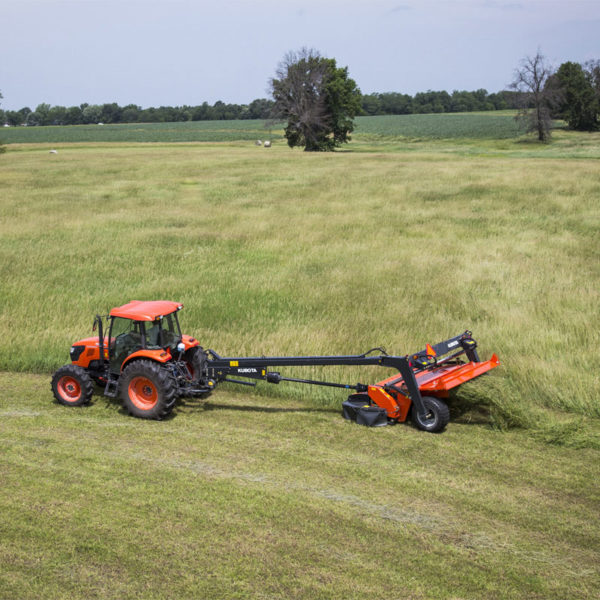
(1, 373, 599, 599)
(0, 119, 599, 598)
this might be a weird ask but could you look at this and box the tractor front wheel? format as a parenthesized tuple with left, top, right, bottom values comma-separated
(411, 396, 450, 433)
(51, 365, 94, 407)
(120, 360, 176, 420)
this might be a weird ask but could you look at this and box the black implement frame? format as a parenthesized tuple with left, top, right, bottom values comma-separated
(206, 350, 431, 418)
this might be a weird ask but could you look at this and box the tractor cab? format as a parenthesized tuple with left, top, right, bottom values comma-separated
(107, 301, 184, 372)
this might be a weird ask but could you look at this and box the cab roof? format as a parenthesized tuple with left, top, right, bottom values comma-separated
(110, 300, 183, 322)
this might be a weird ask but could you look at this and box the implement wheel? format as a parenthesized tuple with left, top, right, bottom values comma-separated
(51, 365, 94, 407)
(411, 396, 450, 433)
(120, 359, 176, 420)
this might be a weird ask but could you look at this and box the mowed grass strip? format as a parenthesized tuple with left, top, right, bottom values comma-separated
(1, 372, 599, 600)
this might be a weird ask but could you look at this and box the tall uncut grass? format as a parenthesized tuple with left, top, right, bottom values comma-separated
(0, 135, 598, 431)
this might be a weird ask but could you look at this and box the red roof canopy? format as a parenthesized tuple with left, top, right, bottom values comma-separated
(110, 300, 183, 322)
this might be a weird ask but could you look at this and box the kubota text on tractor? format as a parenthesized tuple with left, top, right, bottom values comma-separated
(51, 300, 500, 432)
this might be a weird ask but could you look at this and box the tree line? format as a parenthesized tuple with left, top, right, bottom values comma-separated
(0, 89, 522, 128)
(0, 98, 274, 127)
(362, 89, 520, 115)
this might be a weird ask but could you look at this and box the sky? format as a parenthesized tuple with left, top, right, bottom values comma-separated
(1, 0, 599, 110)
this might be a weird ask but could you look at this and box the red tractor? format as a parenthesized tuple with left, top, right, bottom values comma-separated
(52, 300, 499, 432)
(51, 301, 210, 419)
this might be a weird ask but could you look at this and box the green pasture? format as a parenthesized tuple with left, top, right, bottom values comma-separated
(0, 123, 599, 598)
(1, 134, 598, 430)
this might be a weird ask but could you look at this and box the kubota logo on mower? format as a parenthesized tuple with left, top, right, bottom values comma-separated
(237, 368, 258, 373)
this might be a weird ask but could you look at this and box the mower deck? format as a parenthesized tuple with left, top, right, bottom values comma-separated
(376, 353, 500, 397)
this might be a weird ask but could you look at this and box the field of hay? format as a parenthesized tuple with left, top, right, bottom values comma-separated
(1, 131, 598, 429)
(0, 119, 599, 599)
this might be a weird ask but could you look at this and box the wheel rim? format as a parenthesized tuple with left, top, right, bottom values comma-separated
(129, 376, 159, 410)
(420, 410, 435, 426)
(416, 404, 437, 429)
(57, 376, 82, 402)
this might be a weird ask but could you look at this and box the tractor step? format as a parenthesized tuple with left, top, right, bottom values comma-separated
(104, 375, 119, 398)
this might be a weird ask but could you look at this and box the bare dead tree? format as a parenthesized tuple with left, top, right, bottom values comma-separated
(0, 90, 5, 154)
(510, 51, 559, 142)
(584, 59, 600, 101)
(269, 48, 333, 150)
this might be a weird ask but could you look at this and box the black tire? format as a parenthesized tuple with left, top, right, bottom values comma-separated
(184, 346, 207, 383)
(51, 364, 94, 407)
(120, 359, 176, 420)
(411, 396, 450, 433)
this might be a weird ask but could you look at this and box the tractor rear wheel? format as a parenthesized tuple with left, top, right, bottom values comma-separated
(120, 359, 176, 420)
(184, 346, 207, 383)
(411, 396, 450, 433)
(51, 365, 94, 407)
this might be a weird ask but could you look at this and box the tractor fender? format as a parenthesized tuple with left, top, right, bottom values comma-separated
(181, 335, 200, 350)
(121, 348, 171, 371)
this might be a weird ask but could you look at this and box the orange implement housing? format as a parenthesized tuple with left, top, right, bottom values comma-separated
(365, 354, 500, 421)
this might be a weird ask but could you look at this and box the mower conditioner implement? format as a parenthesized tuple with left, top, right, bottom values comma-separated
(51, 301, 500, 432)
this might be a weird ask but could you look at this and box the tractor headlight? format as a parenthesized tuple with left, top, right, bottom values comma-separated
(177, 342, 185, 354)
(69, 345, 85, 361)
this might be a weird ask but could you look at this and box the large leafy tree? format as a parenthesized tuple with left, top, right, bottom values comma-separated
(554, 61, 598, 131)
(510, 51, 560, 142)
(270, 48, 362, 151)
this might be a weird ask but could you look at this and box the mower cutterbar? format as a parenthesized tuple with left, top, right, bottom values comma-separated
(205, 330, 500, 432)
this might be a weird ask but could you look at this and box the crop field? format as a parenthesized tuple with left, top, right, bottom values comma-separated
(1, 128, 599, 598)
(0, 111, 525, 145)
(354, 111, 525, 139)
(0, 118, 283, 144)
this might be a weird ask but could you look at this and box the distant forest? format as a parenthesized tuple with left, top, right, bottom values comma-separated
(1, 89, 521, 127)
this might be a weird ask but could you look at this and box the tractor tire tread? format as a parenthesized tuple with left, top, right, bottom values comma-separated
(51, 364, 94, 407)
(120, 359, 176, 420)
(186, 346, 207, 383)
